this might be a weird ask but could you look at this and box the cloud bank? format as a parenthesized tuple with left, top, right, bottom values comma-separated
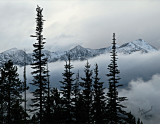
(120, 74, 160, 124)
(17, 50, 160, 123)
(18, 50, 160, 88)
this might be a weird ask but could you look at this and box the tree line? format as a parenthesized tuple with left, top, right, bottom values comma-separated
(0, 6, 143, 124)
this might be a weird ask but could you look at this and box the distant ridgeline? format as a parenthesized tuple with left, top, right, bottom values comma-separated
(0, 39, 157, 67)
(0, 5, 145, 124)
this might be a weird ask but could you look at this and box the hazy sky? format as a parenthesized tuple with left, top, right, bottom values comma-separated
(0, 0, 160, 52)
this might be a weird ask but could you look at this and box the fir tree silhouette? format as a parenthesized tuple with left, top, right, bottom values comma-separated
(106, 33, 127, 124)
(60, 54, 75, 123)
(72, 71, 81, 123)
(80, 61, 93, 123)
(30, 5, 48, 124)
(0, 60, 26, 123)
(23, 50, 29, 123)
(93, 63, 106, 124)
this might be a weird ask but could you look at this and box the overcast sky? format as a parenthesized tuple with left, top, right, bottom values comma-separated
(0, 0, 160, 52)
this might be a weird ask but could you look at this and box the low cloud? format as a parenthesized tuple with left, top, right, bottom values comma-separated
(119, 74, 160, 124)
(17, 51, 160, 123)
(18, 50, 160, 88)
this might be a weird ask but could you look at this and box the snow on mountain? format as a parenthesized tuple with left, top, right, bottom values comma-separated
(132, 39, 157, 52)
(0, 39, 157, 66)
(0, 48, 32, 66)
(65, 45, 100, 60)
(118, 39, 157, 54)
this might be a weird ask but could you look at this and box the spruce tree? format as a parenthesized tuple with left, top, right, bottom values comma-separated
(72, 71, 86, 123)
(93, 63, 106, 124)
(0, 60, 25, 123)
(80, 61, 93, 123)
(72, 71, 81, 122)
(106, 33, 127, 124)
(43, 63, 52, 124)
(23, 51, 29, 123)
(126, 112, 136, 124)
(50, 88, 63, 123)
(0, 68, 5, 124)
(73, 71, 80, 103)
(30, 5, 48, 123)
(60, 54, 74, 123)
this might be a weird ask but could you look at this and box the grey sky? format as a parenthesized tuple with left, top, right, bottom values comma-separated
(0, 0, 160, 52)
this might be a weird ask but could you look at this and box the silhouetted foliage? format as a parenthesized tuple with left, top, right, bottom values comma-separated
(23, 51, 29, 123)
(0, 69, 5, 123)
(60, 54, 75, 123)
(0, 4, 145, 123)
(72, 71, 81, 122)
(106, 33, 128, 123)
(50, 88, 64, 123)
(80, 61, 93, 123)
(126, 112, 136, 124)
(93, 63, 106, 124)
(30, 5, 48, 123)
(43, 63, 52, 124)
(0, 60, 26, 124)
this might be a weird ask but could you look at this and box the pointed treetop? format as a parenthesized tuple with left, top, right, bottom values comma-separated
(36, 5, 43, 12)
(112, 33, 116, 42)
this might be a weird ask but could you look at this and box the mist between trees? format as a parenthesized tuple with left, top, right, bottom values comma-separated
(1, 5, 160, 124)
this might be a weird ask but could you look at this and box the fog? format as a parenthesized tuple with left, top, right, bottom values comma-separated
(120, 74, 160, 124)
(18, 51, 160, 123)
(18, 50, 160, 87)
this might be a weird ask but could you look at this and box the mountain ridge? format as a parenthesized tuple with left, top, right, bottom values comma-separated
(0, 39, 157, 66)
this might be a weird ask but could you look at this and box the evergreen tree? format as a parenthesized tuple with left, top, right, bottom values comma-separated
(0, 60, 26, 123)
(126, 112, 136, 124)
(73, 71, 80, 104)
(80, 61, 93, 123)
(30, 5, 48, 123)
(31, 113, 39, 124)
(50, 88, 64, 123)
(60, 54, 75, 123)
(106, 33, 127, 124)
(93, 63, 106, 124)
(72, 71, 82, 123)
(43, 63, 52, 124)
(23, 51, 29, 123)
(126, 112, 143, 124)
(11, 100, 28, 124)
(0, 68, 5, 124)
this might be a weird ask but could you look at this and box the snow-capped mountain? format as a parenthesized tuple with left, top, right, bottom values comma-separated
(118, 39, 157, 54)
(0, 48, 32, 66)
(0, 39, 157, 66)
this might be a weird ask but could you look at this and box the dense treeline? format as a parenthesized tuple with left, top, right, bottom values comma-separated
(0, 6, 143, 124)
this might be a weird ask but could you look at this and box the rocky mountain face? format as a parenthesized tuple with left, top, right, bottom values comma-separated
(0, 39, 157, 66)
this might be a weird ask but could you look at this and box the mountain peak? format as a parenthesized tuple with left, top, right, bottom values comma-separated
(132, 39, 146, 44)
(74, 45, 84, 49)
(70, 45, 86, 51)
(0, 39, 158, 66)
(6, 48, 18, 51)
(131, 39, 157, 52)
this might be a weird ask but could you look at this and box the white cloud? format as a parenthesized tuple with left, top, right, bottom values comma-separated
(119, 74, 160, 124)
(17, 50, 160, 123)
(0, 0, 160, 52)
